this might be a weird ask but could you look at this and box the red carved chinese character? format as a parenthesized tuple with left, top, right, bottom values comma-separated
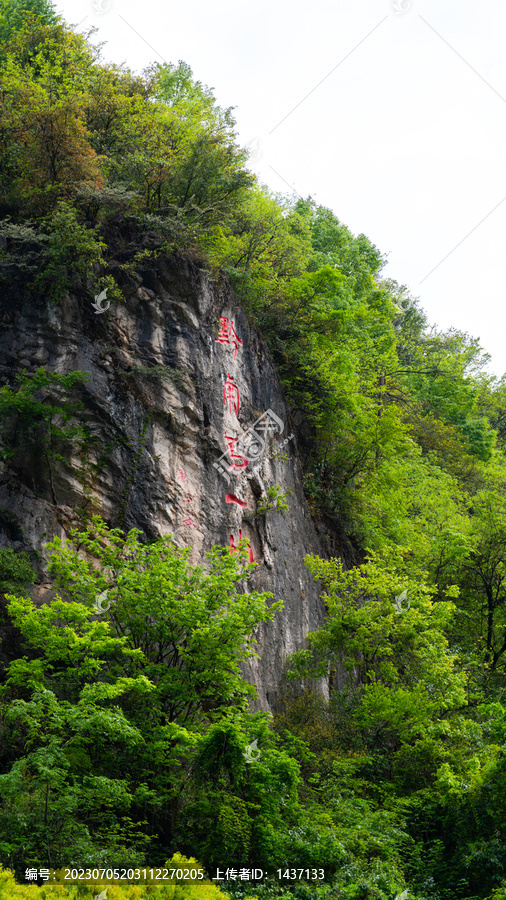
(215, 317, 243, 360)
(177, 469, 187, 487)
(230, 528, 254, 562)
(182, 515, 198, 529)
(182, 494, 194, 504)
(224, 434, 249, 471)
(225, 494, 248, 508)
(223, 373, 240, 416)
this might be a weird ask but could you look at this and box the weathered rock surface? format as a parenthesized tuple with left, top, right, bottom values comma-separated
(0, 253, 339, 709)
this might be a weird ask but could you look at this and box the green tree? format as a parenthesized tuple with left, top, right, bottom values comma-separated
(0, 21, 103, 217)
(0, 0, 57, 45)
(44, 517, 279, 721)
(180, 716, 300, 868)
(0, 518, 281, 871)
(35, 200, 118, 303)
(288, 553, 465, 760)
(108, 59, 253, 229)
(0, 368, 90, 501)
(0, 550, 35, 597)
(450, 492, 506, 677)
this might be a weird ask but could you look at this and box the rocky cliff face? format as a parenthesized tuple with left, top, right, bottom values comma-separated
(0, 252, 334, 710)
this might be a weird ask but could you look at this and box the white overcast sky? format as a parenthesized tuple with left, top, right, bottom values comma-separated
(56, 0, 506, 377)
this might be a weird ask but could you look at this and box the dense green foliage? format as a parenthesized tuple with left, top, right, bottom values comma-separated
(0, 0, 55, 46)
(2, 4, 506, 898)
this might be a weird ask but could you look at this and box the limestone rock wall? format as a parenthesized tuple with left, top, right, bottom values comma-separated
(0, 253, 332, 709)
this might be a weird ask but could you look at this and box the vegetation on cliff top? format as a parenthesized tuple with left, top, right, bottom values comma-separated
(2, 4, 506, 898)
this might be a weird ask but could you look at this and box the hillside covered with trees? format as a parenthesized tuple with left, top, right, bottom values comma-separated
(2, 1, 506, 898)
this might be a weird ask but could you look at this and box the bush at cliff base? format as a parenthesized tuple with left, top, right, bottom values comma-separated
(488, 886, 506, 900)
(0, 855, 229, 899)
